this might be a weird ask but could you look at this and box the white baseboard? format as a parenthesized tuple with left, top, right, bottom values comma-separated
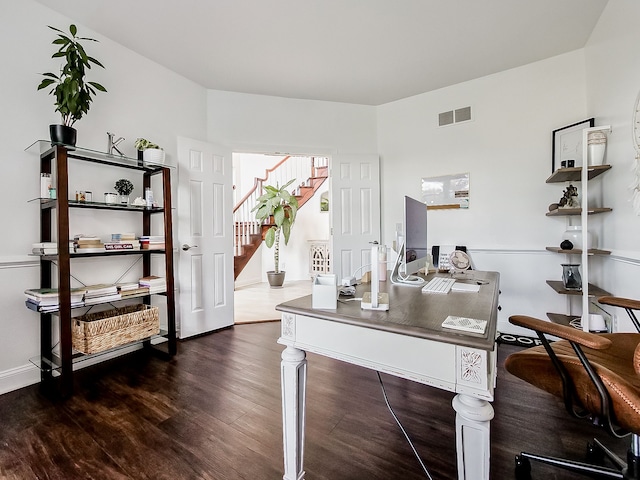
(0, 340, 169, 395)
(0, 363, 40, 395)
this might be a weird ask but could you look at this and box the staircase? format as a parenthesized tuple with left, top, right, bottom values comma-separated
(233, 156, 329, 279)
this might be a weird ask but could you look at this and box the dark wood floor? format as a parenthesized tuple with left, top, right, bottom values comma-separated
(0, 321, 631, 479)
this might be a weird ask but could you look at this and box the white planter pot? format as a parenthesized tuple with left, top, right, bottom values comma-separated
(588, 143, 606, 166)
(143, 148, 165, 165)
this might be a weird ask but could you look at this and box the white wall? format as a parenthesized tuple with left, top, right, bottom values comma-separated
(0, 0, 207, 393)
(377, 50, 591, 334)
(207, 90, 377, 155)
(583, 0, 640, 331)
(207, 90, 377, 283)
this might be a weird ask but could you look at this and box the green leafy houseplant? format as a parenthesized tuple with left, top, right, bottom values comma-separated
(134, 138, 162, 151)
(37, 24, 106, 140)
(252, 179, 299, 276)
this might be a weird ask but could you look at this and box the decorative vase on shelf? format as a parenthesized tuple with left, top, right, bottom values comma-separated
(562, 264, 582, 290)
(587, 131, 607, 166)
(561, 225, 594, 251)
(119, 195, 129, 205)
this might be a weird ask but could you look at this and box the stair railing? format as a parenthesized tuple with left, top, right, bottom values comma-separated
(233, 155, 322, 257)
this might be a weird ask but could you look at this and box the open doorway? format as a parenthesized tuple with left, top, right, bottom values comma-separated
(232, 152, 330, 324)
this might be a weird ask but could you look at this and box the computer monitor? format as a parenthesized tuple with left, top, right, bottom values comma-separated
(390, 196, 428, 286)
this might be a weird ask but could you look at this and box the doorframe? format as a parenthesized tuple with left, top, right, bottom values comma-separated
(230, 144, 336, 323)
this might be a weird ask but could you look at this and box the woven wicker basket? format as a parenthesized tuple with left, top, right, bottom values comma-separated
(72, 304, 160, 354)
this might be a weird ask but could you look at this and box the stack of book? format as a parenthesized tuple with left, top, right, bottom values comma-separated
(139, 235, 165, 250)
(105, 233, 141, 251)
(116, 282, 150, 298)
(74, 235, 104, 253)
(31, 242, 70, 255)
(83, 284, 121, 305)
(139, 275, 166, 294)
(24, 287, 84, 312)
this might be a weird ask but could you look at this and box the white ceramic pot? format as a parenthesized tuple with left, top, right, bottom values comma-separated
(561, 225, 595, 250)
(588, 143, 606, 166)
(143, 148, 165, 165)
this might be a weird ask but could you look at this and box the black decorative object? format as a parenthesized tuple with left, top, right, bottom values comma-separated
(560, 240, 574, 250)
(562, 264, 582, 290)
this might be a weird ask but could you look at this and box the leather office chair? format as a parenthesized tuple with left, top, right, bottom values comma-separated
(504, 298, 640, 479)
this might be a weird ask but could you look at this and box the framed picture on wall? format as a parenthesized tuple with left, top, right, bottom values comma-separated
(552, 118, 594, 173)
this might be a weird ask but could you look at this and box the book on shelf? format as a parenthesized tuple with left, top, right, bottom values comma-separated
(84, 293, 122, 305)
(141, 243, 165, 250)
(84, 284, 118, 297)
(111, 233, 137, 242)
(73, 235, 103, 251)
(74, 246, 106, 253)
(119, 286, 151, 298)
(24, 286, 85, 300)
(32, 248, 60, 255)
(32, 242, 57, 249)
(139, 236, 165, 249)
(25, 292, 84, 306)
(139, 275, 166, 294)
(24, 287, 61, 298)
(138, 236, 165, 242)
(104, 242, 138, 251)
(31, 242, 74, 255)
(74, 235, 102, 243)
(116, 282, 140, 291)
(25, 299, 84, 312)
(139, 275, 166, 285)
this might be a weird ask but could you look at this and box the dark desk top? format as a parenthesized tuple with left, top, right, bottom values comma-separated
(276, 271, 500, 351)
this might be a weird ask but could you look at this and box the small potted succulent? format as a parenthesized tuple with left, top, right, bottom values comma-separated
(134, 138, 165, 165)
(37, 24, 107, 146)
(114, 178, 134, 205)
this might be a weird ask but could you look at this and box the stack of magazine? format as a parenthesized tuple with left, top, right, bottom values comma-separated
(24, 287, 85, 313)
(83, 284, 121, 305)
(139, 276, 166, 294)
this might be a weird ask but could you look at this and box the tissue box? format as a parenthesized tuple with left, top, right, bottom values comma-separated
(312, 274, 337, 309)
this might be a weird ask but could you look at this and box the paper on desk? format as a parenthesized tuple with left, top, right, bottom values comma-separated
(451, 282, 480, 293)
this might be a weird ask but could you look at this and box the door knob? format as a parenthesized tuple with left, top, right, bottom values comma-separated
(182, 244, 198, 251)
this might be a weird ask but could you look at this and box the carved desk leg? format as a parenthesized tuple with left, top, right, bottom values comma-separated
(452, 394, 494, 480)
(281, 346, 307, 480)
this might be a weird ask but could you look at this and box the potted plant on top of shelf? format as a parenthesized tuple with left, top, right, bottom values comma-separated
(37, 24, 107, 147)
(252, 179, 298, 287)
(134, 138, 165, 165)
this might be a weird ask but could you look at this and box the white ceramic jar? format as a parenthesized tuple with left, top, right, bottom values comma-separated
(561, 225, 594, 250)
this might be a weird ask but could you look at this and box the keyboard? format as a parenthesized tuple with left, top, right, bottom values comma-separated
(421, 276, 456, 294)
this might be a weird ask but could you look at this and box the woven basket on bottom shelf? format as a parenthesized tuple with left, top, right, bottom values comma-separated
(72, 304, 160, 354)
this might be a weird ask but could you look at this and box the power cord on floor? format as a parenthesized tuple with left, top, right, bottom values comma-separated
(377, 371, 433, 480)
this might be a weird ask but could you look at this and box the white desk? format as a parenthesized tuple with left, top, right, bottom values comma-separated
(276, 271, 500, 480)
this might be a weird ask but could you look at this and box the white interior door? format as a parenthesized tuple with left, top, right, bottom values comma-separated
(177, 137, 234, 338)
(330, 154, 381, 280)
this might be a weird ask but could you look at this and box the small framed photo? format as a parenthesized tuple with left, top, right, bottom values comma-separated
(552, 118, 594, 173)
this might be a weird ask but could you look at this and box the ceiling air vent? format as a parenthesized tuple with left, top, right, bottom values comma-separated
(438, 106, 472, 127)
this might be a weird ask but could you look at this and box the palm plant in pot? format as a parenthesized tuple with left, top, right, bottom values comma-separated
(252, 179, 299, 287)
(37, 24, 107, 146)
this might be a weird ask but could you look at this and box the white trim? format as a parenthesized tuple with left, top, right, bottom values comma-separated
(0, 256, 38, 269)
(0, 363, 40, 395)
